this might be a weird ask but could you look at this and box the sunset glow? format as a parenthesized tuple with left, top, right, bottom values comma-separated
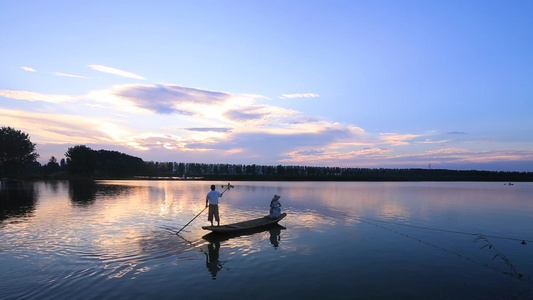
(1, 1, 532, 171)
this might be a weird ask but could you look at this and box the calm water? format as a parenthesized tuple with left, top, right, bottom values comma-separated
(1, 180, 532, 299)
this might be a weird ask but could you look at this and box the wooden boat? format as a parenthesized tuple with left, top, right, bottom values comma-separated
(202, 213, 287, 233)
(202, 224, 286, 243)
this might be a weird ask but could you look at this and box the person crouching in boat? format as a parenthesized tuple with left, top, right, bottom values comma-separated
(269, 195, 281, 219)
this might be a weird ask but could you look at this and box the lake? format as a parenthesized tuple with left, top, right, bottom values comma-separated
(1, 180, 532, 299)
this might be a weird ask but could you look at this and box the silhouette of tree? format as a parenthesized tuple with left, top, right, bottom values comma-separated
(95, 149, 145, 177)
(43, 156, 60, 174)
(0, 126, 39, 177)
(65, 145, 98, 176)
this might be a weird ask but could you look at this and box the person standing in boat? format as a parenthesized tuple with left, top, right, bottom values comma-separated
(206, 185, 222, 226)
(269, 195, 282, 219)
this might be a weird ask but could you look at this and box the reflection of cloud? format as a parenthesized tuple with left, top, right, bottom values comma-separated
(378, 203, 410, 220)
(89, 65, 145, 80)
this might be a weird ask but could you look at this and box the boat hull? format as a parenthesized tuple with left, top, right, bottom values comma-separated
(202, 213, 287, 233)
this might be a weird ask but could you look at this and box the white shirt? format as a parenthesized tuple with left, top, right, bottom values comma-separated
(206, 190, 221, 205)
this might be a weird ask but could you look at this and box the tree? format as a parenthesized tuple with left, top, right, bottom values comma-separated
(95, 149, 144, 176)
(0, 126, 39, 177)
(65, 145, 98, 176)
(44, 156, 60, 174)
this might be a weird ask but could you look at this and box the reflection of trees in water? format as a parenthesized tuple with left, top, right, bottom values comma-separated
(68, 181, 135, 206)
(0, 180, 37, 222)
(68, 180, 98, 205)
(43, 180, 62, 194)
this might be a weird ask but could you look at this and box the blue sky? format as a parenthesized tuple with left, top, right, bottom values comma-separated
(1, 0, 532, 171)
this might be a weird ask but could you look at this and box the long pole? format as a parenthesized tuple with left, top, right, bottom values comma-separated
(176, 206, 207, 234)
(176, 183, 232, 235)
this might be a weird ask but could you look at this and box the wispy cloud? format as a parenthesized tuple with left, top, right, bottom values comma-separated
(416, 139, 450, 144)
(54, 72, 90, 79)
(21, 66, 36, 72)
(385, 148, 533, 167)
(279, 93, 319, 99)
(379, 133, 421, 146)
(447, 131, 467, 135)
(185, 128, 232, 132)
(281, 147, 391, 165)
(280, 141, 533, 168)
(0, 107, 131, 145)
(3, 79, 532, 171)
(0, 90, 77, 103)
(89, 65, 145, 80)
(104, 84, 234, 115)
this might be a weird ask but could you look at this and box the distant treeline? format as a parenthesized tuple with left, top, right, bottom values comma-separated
(57, 146, 532, 181)
(143, 161, 533, 182)
(4, 126, 530, 181)
(7, 143, 533, 182)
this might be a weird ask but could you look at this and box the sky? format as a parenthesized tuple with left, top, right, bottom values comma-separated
(1, 0, 532, 171)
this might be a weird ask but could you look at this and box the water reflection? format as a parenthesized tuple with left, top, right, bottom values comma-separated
(201, 225, 286, 279)
(202, 224, 286, 244)
(205, 242, 223, 280)
(269, 226, 281, 249)
(68, 180, 136, 206)
(68, 180, 98, 205)
(2, 180, 532, 300)
(0, 180, 37, 222)
(43, 180, 61, 194)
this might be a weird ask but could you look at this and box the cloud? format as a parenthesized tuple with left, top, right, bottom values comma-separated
(279, 140, 533, 169)
(21, 66, 36, 72)
(83, 83, 318, 138)
(281, 147, 391, 165)
(185, 128, 232, 132)
(54, 72, 90, 79)
(89, 65, 145, 80)
(0, 107, 132, 145)
(416, 139, 450, 144)
(279, 93, 320, 99)
(223, 105, 295, 126)
(224, 109, 265, 122)
(379, 133, 421, 146)
(4, 77, 532, 171)
(425, 148, 469, 155)
(211, 122, 367, 163)
(109, 84, 234, 115)
(447, 131, 467, 135)
(0, 90, 77, 103)
(375, 148, 533, 167)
